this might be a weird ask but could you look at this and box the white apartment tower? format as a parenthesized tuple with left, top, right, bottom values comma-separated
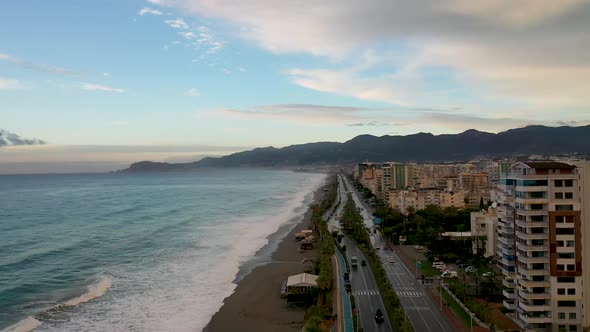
(498, 162, 584, 332)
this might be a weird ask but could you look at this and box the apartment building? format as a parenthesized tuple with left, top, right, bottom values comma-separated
(497, 161, 585, 332)
(470, 206, 498, 257)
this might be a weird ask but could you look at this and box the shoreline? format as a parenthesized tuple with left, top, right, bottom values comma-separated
(204, 177, 330, 332)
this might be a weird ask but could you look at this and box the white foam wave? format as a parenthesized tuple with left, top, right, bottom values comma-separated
(35, 172, 327, 332)
(63, 276, 112, 307)
(1, 317, 42, 332)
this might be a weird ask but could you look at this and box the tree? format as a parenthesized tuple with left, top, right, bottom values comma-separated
(479, 197, 484, 210)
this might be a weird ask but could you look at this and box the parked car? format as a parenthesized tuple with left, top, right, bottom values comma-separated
(442, 270, 458, 278)
(458, 263, 467, 269)
(375, 245, 381, 250)
(344, 272, 350, 281)
(456, 260, 464, 265)
(465, 266, 477, 273)
(361, 260, 367, 266)
(424, 250, 432, 257)
(482, 272, 495, 278)
(375, 309, 384, 324)
(345, 281, 352, 292)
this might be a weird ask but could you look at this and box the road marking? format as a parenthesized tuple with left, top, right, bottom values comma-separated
(409, 306, 431, 311)
(398, 291, 424, 297)
(353, 290, 380, 296)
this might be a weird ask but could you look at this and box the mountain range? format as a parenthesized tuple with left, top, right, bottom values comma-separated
(120, 125, 590, 172)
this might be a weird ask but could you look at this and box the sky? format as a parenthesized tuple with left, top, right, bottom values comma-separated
(1, 0, 590, 173)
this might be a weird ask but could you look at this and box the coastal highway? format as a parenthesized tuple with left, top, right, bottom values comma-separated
(342, 175, 454, 332)
(343, 236, 392, 332)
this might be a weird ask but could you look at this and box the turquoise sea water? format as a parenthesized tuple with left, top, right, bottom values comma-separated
(0, 170, 325, 332)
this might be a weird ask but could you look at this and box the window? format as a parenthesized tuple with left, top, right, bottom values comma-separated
(569, 313, 577, 319)
(556, 228, 575, 235)
(558, 301, 576, 307)
(556, 216, 565, 223)
(565, 180, 574, 187)
(570, 325, 577, 332)
(567, 240, 575, 247)
(559, 313, 566, 319)
(558, 277, 575, 283)
(530, 192, 544, 198)
(555, 192, 564, 199)
(556, 180, 564, 187)
(565, 192, 573, 199)
(532, 215, 545, 222)
(558, 240, 565, 247)
(531, 204, 544, 210)
(567, 289, 576, 295)
(567, 264, 576, 271)
(558, 264, 565, 271)
(558, 289, 566, 295)
(556, 204, 574, 211)
(558, 253, 575, 259)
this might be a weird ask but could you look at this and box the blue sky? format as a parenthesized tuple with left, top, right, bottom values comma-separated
(1, 0, 589, 172)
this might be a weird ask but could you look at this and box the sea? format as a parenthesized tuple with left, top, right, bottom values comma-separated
(0, 169, 326, 332)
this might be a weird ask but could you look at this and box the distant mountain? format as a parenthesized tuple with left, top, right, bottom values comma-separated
(120, 125, 590, 172)
(0, 129, 45, 147)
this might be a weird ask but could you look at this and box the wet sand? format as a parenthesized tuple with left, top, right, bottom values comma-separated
(204, 184, 328, 332)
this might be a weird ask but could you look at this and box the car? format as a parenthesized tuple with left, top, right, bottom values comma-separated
(344, 272, 350, 281)
(424, 250, 432, 256)
(458, 263, 467, 269)
(344, 281, 352, 292)
(375, 309, 384, 324)
(482, 272, 495, 278)
(442, 270, 458, 278)
(375, 245, 381, 250)
(456, 260, 464, 265)
(388, 257, 395, 263)
(465, 266, 477, 273)
(361, 260, 367, 266)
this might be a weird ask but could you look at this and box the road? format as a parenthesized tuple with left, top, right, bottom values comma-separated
(342, 175, 455, 332)
(343, 236, 393, 332)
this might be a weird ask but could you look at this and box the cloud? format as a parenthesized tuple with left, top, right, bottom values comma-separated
(0, 129, 45, 147)
(0, 77, 27, 89)
(139, 7, 163, 16)
(81, 83, 125, 93)
(347, 121, 407, 127)
(150, 0, 590, 113)
(186, 87, 200, 97)
(165, 18, 189, 29)
(0, 53, 79, 76)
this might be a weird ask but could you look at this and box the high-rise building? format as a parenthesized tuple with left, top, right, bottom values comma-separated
(497, 161, 585, 332)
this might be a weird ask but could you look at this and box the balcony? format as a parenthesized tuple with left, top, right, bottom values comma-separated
(518, 267, 549, 276)
(519, 314, 551, 325)
(518, 256, 549, 264)
(518, 290, 550, 300)
(503, 278, 516, 288)
(516, 209, 547, 216)
(514, 185, 549, 192)
(516, 220, 548, 228)
(498, 236, 515, 246)
(519, 279, 550, 288)
(503, 289, 516, 299)
(521, 245, 549, 252)
(515, 197, 549, 205)
(516, 232, 548, 240)
(503, 300, 516, 311)
(519, 302, 551, 312)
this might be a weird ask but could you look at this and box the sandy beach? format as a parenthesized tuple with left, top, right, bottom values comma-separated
(204, 183, 328, 332)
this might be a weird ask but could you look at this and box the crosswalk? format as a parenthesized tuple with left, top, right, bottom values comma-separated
(353, 290, 380, 296)
(397, 290, 424, 297)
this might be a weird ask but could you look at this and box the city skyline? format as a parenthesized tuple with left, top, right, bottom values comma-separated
(1, 1, 590, 171)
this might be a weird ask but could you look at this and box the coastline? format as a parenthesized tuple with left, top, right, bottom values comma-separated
(204, 178, 329, 332)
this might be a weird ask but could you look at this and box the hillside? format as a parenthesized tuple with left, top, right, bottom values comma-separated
(120, 125, 590, 171)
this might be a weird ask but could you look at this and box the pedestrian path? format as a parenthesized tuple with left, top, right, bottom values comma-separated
(397, 290, 425, 297)
(353, 290, 380, 296)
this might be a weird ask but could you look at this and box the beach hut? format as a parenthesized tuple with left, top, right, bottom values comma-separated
(286, 273, 318, 294)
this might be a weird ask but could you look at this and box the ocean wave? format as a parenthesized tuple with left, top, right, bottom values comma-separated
(1, 317, 42, 332)
(63, 276, 112, 307)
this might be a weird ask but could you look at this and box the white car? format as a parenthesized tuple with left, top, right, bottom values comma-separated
(465, 266, 477, 273)
(482, 272, 495, 278)
(388, 257, 395, 264)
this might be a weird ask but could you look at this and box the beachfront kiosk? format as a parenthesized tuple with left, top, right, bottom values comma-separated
(286, 273, 318, 294)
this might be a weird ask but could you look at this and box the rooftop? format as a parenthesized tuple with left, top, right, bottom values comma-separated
(523, 161, 576, 170)
(286, 273, 318, 287)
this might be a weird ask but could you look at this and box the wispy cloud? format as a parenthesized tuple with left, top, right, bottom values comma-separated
(0, 77, 27, 90)
(81, 83, 125, 93)
(186, 87, 200, 97)
(0, 53, 79, 76)
(164, 18, 189, 29)
(139, 7, 162, 16)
